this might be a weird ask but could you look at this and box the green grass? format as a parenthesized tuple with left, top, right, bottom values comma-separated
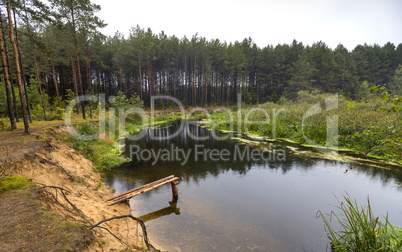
(207, 91, 402, 163)
(0, 176, 34, 193)
(63, 134, 127, 172)
(61, 113, 182, 172)
(317, 195, 402, 252)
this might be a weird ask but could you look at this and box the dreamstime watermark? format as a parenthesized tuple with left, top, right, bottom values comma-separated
(64, 93, 339, 164)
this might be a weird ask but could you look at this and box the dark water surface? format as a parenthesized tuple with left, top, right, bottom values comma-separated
(104, 120, 402, 252)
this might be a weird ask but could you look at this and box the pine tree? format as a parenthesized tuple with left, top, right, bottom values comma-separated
(6, 1, 29, 134)
(0, 10, 16, 130)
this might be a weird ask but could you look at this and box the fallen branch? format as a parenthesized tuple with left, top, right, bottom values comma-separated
(89, 215, 160, 251)
(37, 183, 91, 225)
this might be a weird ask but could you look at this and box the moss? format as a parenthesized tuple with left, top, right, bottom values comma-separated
(44, 127, 54, 132)
(0, 176, 34, 193)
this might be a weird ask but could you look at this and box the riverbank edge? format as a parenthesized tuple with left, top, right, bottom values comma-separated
(0, 123, 156, 252)
(197, 119, 402, 170)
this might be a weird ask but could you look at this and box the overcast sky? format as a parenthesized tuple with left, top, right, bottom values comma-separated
(92, 0, 402, 50)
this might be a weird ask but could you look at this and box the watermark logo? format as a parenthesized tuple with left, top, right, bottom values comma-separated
(64, 93, 339, 164)
(129, 144, 286, 166)
(302, 94, 338, 153)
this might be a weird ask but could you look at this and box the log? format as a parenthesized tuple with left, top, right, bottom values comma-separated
(107, 176, 180, 206)
(106, 175, 174, 201)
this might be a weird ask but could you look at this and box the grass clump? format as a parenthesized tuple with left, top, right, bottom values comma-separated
(64, 121, 126, 172)
(0, 176, 34, 193)
(317, 195, 402, 252)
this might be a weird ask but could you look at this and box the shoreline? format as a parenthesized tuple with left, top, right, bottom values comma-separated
(0, 124, 155, 251)
(198, 119, 402, 169)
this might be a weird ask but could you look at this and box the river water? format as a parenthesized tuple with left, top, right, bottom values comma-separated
(103, 120, 402, 252)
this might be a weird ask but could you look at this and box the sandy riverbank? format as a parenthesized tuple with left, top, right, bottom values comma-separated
(0, 124, 154, 251)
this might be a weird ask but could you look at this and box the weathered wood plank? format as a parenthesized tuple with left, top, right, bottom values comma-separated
(105, 175, 174, 202)
(106, 176, 180, 206)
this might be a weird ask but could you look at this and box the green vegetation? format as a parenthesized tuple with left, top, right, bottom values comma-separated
(0, 176, 33, 193)
(61, 121, 126, 172)
(60, 91, 182, 171)
(317, 195, 402, 252)
(0, 0, 400, 165)
(1, 0, 402, 135)
(207, 90, 401, 163)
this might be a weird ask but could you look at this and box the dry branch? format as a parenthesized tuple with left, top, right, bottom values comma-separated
(89, 215, 160, 251)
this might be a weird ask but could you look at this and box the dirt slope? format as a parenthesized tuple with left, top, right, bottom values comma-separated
(0, 125, 149, 251)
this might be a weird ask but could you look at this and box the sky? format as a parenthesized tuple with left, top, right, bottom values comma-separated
(92, 0, 402, 50)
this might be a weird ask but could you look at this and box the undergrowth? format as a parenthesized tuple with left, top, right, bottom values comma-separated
(63, 121, 126, 172)
(207, 90, 402, 163)
(317, 194, 402, 252)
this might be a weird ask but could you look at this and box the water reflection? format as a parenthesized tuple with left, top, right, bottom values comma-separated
(104, 120, 402, 252)
(138, 197, 180, 223)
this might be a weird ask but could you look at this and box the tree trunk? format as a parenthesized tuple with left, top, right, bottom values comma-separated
(71, 6, 85, 119)
(50, 58, 61, 109)
(147, 61, 153, 100)
(25, 6, 46, 121)
(7, 3, 29, 133)
(138, 51, 142, 100)
(174, 58, 178, 98)
(215, 72, 218, 104)
(184, 54, 187, 106)
(124, 73, 128, 96)
(9, 63, 18, 122)
(0, 11, 16, 129)
(193, 54, 196, 106)
(118, 63, 123, 92)
(222, 72, 225, 105)
(97, 62, 101, 97)
(0, 15, 18, 122)
(13, 9, 32, 123)
(71, 58, 80, 114)
(86, 52, 92, 119)
(202, 62, 205, 106)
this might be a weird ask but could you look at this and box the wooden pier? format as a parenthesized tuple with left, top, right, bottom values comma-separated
(106, 175, 180, 206)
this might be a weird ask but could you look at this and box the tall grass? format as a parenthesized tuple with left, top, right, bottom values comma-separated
(207, 91, 402, 162)
(317, 195, 402, 252)
(63, 121, 126, 172)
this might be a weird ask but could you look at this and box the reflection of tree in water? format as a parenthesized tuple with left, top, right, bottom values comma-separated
(105, 120, 402, 193)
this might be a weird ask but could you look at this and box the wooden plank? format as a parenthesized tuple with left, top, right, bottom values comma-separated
(108, 177, 180, 206)
(106, 175, 174, 201)
(108, 177, 179, 205)
(107, 176, 177, 203)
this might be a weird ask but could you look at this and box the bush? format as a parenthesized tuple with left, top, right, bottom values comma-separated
(76, 122, 98, 136)
(0, 118, 9, 131)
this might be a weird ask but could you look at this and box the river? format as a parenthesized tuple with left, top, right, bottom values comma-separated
(103, 120, 402, 252)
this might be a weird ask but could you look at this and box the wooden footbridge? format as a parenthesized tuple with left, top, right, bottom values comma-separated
(106, 175, 180, 206)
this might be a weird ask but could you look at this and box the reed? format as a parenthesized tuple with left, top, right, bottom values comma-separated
(317, 194, 402, 252)
(208, 91, 402, 162)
